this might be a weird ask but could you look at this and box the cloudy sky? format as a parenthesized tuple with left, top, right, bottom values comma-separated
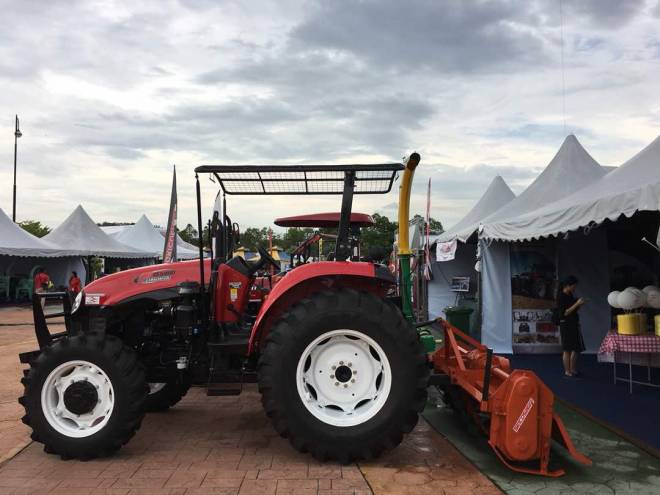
(1, 0, 659, 232)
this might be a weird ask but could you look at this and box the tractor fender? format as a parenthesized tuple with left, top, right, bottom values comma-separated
(247, 261, 395, 354)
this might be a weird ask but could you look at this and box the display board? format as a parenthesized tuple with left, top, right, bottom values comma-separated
(510, 242, 561, 353)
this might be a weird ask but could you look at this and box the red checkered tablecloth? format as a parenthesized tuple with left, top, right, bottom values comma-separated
(599, 332, 660, 354)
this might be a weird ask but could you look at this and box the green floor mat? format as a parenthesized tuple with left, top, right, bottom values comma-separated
(423, 392, 660, 494)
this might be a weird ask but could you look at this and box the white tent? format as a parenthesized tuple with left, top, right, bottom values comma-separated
(115, 215, 198, 260)
(44, 205, 153, 259)
(438, 175, 515, 243)
(0, 208, 76, 257)
(479, 135, 610, 353)
(0, 208, 86, 290)
(482, 135, 660, 242)
(482, 135, 608, 227)
(103, 223, 200, 254)
(428, 176, 516, 324)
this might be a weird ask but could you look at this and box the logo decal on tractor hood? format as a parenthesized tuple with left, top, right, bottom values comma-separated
(135, 270, 175, 285)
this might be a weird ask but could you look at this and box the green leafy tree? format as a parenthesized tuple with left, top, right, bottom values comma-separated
(178, 224, 198, 244)
(412, 214, 443, 234)
(19, 220, 50, 238)
(361, 213, 398, 256)
(280, 227, 315, 251)
(240, 227, 271, 251)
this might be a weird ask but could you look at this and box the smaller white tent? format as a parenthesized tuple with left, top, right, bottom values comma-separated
(428, 176, 516, 324)
(437, 175, 515, 243)
(0, 208, 75, 257)
(44, 205, 153, 259)
(115, 215, 198, 260)
(103, 223, 200, 254)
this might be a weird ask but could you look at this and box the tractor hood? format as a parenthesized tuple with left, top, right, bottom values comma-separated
(82, 258, 211, 307)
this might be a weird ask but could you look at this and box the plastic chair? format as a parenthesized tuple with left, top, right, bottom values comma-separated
(15, 278, 33, 301)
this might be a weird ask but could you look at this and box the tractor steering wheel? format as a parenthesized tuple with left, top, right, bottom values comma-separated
(257, 246, 281, 271)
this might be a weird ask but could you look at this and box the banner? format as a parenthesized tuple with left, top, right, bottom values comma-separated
(163, 165, 178, 263)
(436, 239, 457, 262)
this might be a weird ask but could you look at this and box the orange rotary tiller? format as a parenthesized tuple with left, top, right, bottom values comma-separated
(431, 318, 591, 477)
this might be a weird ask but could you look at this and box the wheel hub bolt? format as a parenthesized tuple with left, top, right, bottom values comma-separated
(332, 365, 337, 370)
(335, 382, 339, 386)
(330, 375, 335, 379)
(339, 361, 344, 365)
(351, 379, 355, 383)
(343, 384, 348, 388)
(348, 362, 352, 367)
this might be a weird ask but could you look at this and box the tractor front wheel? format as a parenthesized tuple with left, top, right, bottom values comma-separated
(19, 334, 148, 459)
(258, 289, 428, 462)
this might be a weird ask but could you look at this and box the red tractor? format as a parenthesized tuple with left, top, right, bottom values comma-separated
(19, 158, 429, 462)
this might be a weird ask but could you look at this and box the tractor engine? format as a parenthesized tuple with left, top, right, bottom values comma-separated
(138, 282, 203, 383)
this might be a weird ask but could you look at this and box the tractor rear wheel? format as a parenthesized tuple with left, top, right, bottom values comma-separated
(19, 333, 148, 459)
(258, 289, 428, 462)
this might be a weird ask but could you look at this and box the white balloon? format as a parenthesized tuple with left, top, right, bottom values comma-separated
(607, 291, 621, 308)
(642, 285, 660, 295)
(647, 290, 660, 309)
(627, 288, 647, 307)
(618, 290, 642, 310)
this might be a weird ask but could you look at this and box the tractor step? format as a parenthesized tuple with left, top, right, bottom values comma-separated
(207, 336, 249, 353)
(206, 383, 242, 396)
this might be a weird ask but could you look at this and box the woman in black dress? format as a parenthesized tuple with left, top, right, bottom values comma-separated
(557, 275, 586, 377)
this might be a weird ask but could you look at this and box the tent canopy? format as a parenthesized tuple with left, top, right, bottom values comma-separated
(113, 215, 169, 258)
(483, 135, 660, 241)
(482, 135, 607, 229)
(44, 205, 153, 258)
(438, 175, 515, 243)
(0, 208, 78, 257)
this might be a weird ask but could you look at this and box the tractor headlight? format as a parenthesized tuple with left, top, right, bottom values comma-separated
(71, 291, 83, 314)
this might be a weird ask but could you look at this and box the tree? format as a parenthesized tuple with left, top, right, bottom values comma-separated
(19, 220, 50, 238)
(178, 224, 198, 244)
(280, 227, 315, 251)
(361, 213, 397, 256)
(412, 214, 443, 234)
(240, 227, 271, 251)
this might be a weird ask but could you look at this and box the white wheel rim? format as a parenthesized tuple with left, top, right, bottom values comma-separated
(149, 383, 166, 395)
(41, 360, 115, 438)
(296, 329, 392, 427)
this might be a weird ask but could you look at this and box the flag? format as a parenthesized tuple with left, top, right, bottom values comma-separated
(423, 178, 433, 280)
(163, 165, 178, 263)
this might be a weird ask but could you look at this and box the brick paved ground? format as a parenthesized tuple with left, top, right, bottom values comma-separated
(0, 307, 500, 495)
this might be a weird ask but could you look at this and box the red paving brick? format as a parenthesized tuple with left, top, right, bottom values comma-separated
(0, 307, 501, 494)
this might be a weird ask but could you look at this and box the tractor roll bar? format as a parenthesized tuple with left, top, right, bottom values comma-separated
(194, 163, 403, 195)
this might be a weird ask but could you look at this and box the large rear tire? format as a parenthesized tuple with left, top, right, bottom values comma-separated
(258, 289, 428, 462)
(19, 334, 148, 459)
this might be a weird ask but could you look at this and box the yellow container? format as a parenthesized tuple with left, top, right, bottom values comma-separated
(655, 314, 660, 336)
(617, 313, 646, 335)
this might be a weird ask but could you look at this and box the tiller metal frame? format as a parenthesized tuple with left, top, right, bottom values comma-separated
(431, 318, 591, 477)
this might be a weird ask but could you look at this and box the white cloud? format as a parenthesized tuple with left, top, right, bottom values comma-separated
(0, 0, 658, 234)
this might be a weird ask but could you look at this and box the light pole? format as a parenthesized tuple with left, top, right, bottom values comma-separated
(12, 115, 22, 222)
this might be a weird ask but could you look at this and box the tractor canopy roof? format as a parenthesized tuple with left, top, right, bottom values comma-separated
(194, 163, 403, 195)
(274, 212, 374, 228)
